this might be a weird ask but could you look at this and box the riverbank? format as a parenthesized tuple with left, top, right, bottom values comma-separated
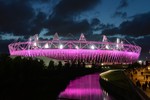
(100, 70, 148, 100)
(0, 55, 102, 100)
(125, 66, 150, 98)
(0, 67, 102, 100)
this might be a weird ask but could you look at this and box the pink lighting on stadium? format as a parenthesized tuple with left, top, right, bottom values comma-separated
(8, 33, 141, 64)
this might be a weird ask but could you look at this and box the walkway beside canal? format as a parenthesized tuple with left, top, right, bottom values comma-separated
(100, 70, 145, 100)
(125, 67, 150, 98)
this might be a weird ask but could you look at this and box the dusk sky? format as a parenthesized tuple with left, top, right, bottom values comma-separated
(0, 0, 150, 59)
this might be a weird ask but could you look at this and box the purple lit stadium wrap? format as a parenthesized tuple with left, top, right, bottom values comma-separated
(8, 33, 141, 64)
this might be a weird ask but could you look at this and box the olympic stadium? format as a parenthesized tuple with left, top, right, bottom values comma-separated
(8, 33, 141, 64)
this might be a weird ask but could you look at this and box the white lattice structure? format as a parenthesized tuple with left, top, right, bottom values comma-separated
(8, 33, 141, 64)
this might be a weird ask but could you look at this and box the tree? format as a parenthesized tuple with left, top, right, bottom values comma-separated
(58, 61, 63, 69)
(48, 60, 55, 70)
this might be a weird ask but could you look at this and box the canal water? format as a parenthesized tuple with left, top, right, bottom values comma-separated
(58, 73, 114, 100)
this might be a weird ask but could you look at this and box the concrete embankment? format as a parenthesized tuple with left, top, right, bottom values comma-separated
(100, 70, 148, 100)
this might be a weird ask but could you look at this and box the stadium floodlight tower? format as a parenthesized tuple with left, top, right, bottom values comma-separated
(8, 33, 141, 64)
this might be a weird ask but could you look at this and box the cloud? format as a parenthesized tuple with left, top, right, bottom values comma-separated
(0, 0, 34, 35)
(113, 11, 127, 19)
(91, 18, 114, 32)
(0, 0, 50, 37)
(46, 0, 101, 36)
(117, 0, 128, 9)
(51, 0, 101, 17)
(112, 0, 129, 19)
(102, 11, 150, 59)
(102, 12, 150, 36)
(0, 0, 101, 37)
(131, 35, 150, 59)
(30, 12, 47, 34)
(48, 19, 91, 35)
(0, 0, 102, 54)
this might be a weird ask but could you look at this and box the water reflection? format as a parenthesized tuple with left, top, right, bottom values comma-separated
(58, 73, 112, 100)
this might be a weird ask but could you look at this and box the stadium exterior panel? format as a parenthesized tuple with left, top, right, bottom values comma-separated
(8, 33, 141, 64)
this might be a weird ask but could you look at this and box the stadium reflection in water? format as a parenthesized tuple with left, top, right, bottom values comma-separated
(58, 73, 113, 100)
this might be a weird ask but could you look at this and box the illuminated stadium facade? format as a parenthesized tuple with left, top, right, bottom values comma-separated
(8, 33, 141, 64)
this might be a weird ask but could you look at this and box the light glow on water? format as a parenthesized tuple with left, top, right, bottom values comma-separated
(58, 73, 112, 100)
